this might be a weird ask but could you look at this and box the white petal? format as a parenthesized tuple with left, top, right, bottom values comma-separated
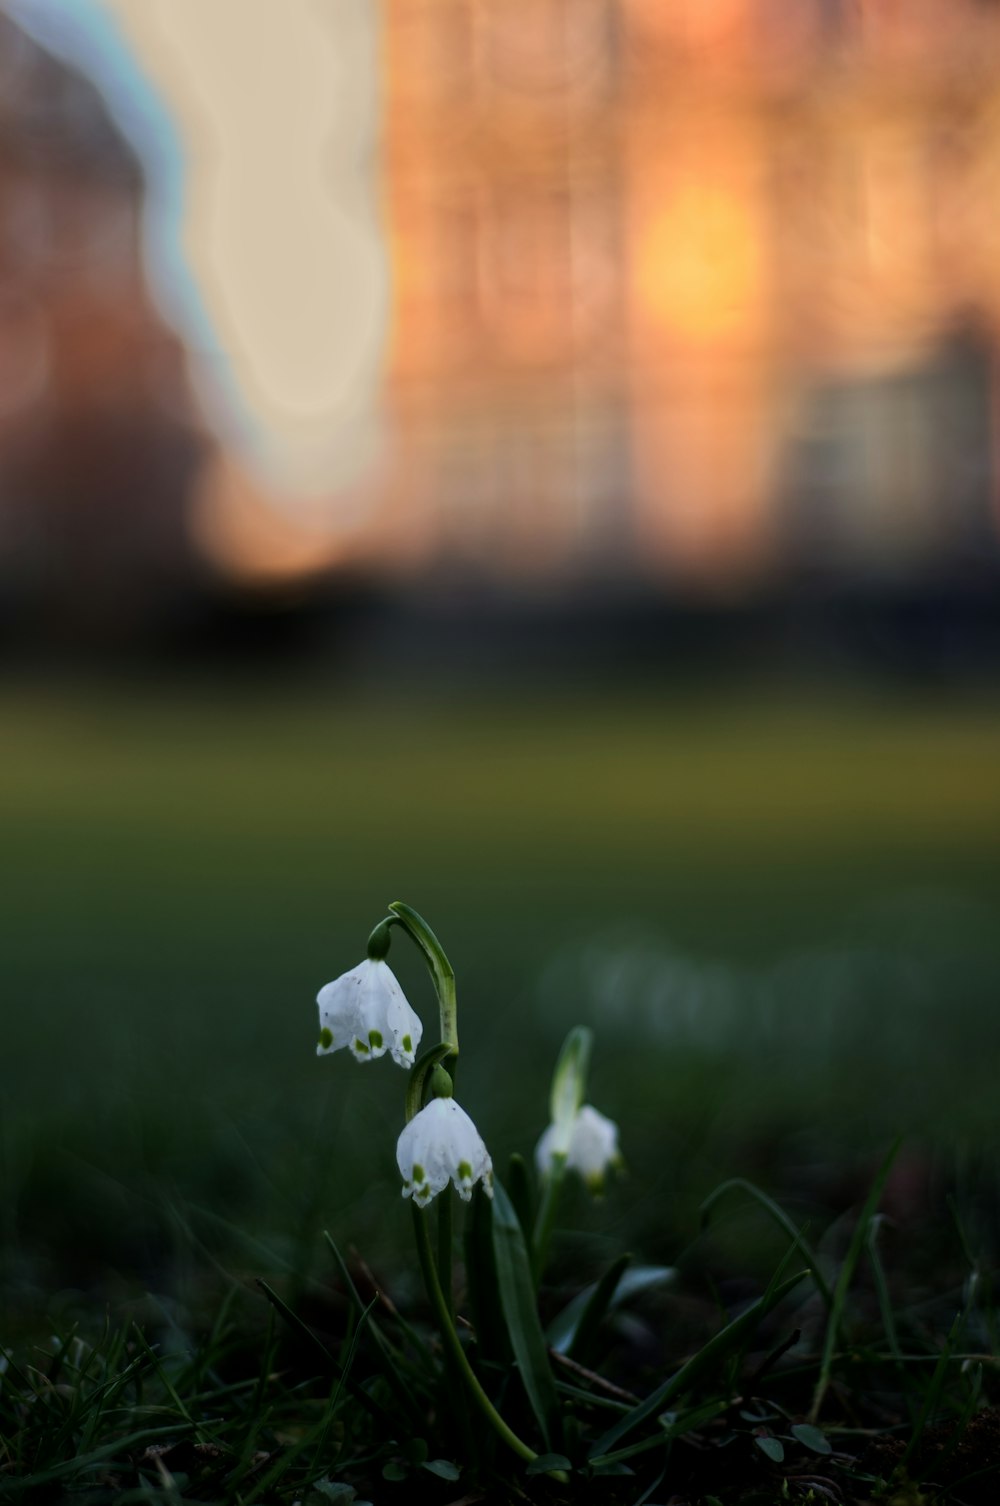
(397, 1104, 452, 1203)
(316, 968, 365, 1056)
(316, 958, 420, 1067)
(534, 1123, 560, 1175)
(536, 1104, 621, 1190)
(396, 1097, 492, 1205)
(380, 969, 423, 1067)
(566, 1104, 620, 1187)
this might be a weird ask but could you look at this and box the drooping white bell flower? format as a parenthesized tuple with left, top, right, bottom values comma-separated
(397, 1097, 494, 1205)
(536, 1104, 621, 1193)
(316, 958, 422, 1067)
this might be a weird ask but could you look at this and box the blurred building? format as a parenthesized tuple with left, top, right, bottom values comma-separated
(0, 10, 209, 644)
(379, 0, 1000, 590)
(3, 0, 1000, 656)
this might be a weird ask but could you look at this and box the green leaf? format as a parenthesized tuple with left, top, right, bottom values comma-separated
(381, 1459, 408, 1481)
(402, 1436, 429, 1466)
(525, 1453, 573, 1476)
(305, 1483, 358, 1504)
(755, 1435, 785, 1464)
(790, 1422, 832, 1455)
(548, 1262, 676, 1359)
(566, 1253, 631, 1364)
(491, 1177, 563, 1452)
(463, 1185, 511, 1364)
(421, 1458, 461, 1480)
(588, 1269, 808, 1464)
(659, 1394, 733, 1439)
(548, 1027, 592, 1140)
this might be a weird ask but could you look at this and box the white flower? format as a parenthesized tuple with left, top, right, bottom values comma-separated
(397, 1097, 494, 1205)
(316, 958, 422, 1067)
(535, 1104, 621, 1193)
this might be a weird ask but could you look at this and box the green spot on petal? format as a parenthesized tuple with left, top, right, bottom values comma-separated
(368, 1029, 383, 1049)
(319, 1027, 333, 1050)
(402, 1034, 412, 1054)
(412, 1163, 425, 1182)
(457, 1160, 473, 1182)
(354, 1038, 370, 1055)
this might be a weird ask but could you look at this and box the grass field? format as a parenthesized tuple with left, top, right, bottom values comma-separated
(3, 680, 999, 1299)
(2, 678, 1000, 1499)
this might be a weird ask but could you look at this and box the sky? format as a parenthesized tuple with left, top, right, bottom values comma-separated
(8, 0, 388, 506)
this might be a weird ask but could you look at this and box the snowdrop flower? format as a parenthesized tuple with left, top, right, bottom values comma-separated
(316, 958, 422, 1067)
(536, 1104, 621, 1193)
(397, 1097, 494, 1205)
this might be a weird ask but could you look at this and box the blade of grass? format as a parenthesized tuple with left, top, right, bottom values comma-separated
(701, 1178, 833, 1312)
(129, 1329, 222, 1450)
(589, 1268, 808, 1462)
(323, 1231, 427, 1425)
(256, 1278, 395, 1435)
(306, 1296, 380, 1480)
(901, 1307, 968, 1474)
(808, 1136, 902, 1424)
(865, 1211, 911, 1426)
(6, 1423, 196, 1494)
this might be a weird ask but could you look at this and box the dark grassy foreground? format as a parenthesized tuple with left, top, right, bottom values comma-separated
(1, 681, 999, 1501)
(1, 1142, 998, 1505)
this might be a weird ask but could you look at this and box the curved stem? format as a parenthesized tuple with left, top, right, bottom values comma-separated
(405, 1043, 454, 1124)
(388, 902, 458, 1064)
(411, 1205, 545, 1470)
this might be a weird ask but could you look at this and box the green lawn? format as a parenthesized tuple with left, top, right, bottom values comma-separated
(3, 680, 1000, 1317)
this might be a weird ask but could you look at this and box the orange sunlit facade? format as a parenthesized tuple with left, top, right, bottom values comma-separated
(379, 0, 1000, 587)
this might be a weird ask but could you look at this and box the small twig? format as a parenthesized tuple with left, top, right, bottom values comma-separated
(349, 1246, 403, 1321)
(549, 1348, 640, 1405)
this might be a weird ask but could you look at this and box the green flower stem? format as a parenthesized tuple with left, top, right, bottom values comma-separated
(405, 1044, 453, 1125)
(410, 1204, 476, 1466)
(388, 902, 458, 1065)
(411, 1204, 551, 1472)
(532, 1155, 567, 1285)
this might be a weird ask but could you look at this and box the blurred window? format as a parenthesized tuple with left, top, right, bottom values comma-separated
(390, 0, 475, 107)
(480, 186, 574, 360)
(476, 0, 611, 97)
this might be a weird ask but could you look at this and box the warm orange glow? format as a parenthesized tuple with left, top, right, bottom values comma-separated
(380, 0, 1000, 583)
(623, 0, 748, 49)
(190, 452, 348, 585)
(634, 180, 762, 344)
